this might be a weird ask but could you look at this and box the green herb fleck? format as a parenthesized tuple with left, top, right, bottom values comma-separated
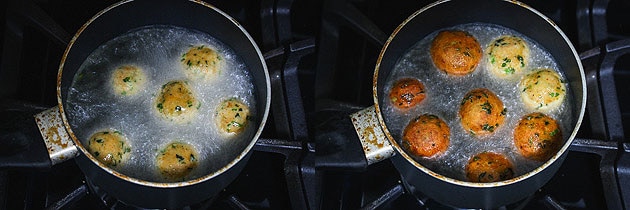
(481, 102, 492, 114)
(123, 77, 131, 82)
(176, 154, 184, 163)
(482, 124, 495, 132)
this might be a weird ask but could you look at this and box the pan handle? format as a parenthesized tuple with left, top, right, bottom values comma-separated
(33, 106, 78, 166)
(0, 106, 77, 169)
(349, 106, 395, 165)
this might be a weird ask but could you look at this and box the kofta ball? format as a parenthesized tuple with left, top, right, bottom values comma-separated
(459, 88, 507, 136)
(87, 130, 131, 167)
(181, 45, 224, 80)
(430, 30, 482, 76)
(155, 80, 201, 123)
(389, 78, 426, 109)
(156, 142, 199, 181)
(487, 35, 530, 79)
(520, 69, 566, 111)
(110, 65, 146, 96)
(215, 98, 250, 134)
(465, 152, 515, 183)
(514, 112, 563, 161)
(402, 114, 450, 157)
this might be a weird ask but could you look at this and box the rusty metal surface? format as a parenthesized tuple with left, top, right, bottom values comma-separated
(350, 106, 395, 165)
(34, 106, 77, 165)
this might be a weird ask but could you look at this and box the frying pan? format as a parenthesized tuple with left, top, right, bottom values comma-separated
(371, 0, 586, 208)
(3, 0, 270, 208)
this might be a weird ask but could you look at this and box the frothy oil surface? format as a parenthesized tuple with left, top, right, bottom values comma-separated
(65, 25, 257, 182)
(381, 23, 575, 181)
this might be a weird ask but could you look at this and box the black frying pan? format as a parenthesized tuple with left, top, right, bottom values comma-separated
(372, 0, 586, 208)
(52, 0, 270, 208)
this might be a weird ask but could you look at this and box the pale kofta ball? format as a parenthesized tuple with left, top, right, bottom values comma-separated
(181, 45, 224, 80)
(215, 98, 250, 134)
(87, 130, 131, 167)
(110, 65, 146, 96)
(486, 35, 530, 79)
(156, 142, 199, 181)
(519, 69, 566, 111)
(155, 81, 201, 123)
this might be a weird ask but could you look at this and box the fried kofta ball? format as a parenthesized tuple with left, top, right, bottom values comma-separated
(514, 112, 563, 161)
(459, 88, 507, 136)
(215, 98, 250, 134)
(110, 65, 146, 96)
(181, 45, 224, 80)
(487, 35, 530, 79)
(155, 81, 201, 123)
(465, 152, 515, 183)
(519, 69, 566, 111)
(87, 130, 131, 167)
(402, 114, 450, 157)
(430, 30, 482, 76)
(156, 142, 199, 181)
(389, 78, 426, 109)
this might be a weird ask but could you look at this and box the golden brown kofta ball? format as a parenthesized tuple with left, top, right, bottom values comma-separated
(514, 112, 563, 161)
(487, 35, 530, 79)
(87, 130, 131, 167)
(402, 114, 450, 157)
(519, 69, 566, 111)
(389, 78, 426, 109)
(156, 142, 199, 181)
(459, 88, 507, 136)
(465, 152, 515, 183)
(430, 30, 482, 76)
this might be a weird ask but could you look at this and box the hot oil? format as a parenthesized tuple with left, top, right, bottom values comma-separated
(65, 25, 257, 182)
(381, 23, 575, 181)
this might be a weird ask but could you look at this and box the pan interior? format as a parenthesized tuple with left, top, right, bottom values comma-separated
(64, 25, 257, 182)
(379, 23, 575, 181)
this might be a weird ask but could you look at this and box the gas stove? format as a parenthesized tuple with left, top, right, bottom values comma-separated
(1, 0, 630, 209)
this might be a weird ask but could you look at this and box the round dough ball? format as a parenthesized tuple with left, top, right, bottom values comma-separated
(465, 152, 515, 183)
(215, 98, 250, 134)
(110, 65, 146, 96)
(519, 69, 566, 111)
(430, 30, 482, 76)
(389, 78, 426, 109)
(155, 81, 200, 123)
(87, 130, 131, 167)
(402, 114, 450, 157)
(514, 112, 563, 161)
(181, 45, 224, 80)
(156, 142, 199, 181)
(487, 35, 530, 79)
(459, 88, 507, 136)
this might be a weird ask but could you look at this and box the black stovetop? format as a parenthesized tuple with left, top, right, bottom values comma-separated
(1, 0, 630, 209)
